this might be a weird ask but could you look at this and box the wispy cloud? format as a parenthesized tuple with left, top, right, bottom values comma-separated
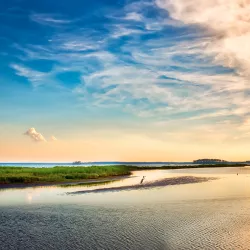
(30, 13, 73, 27)
(124, 12, 143, 22)
(9, 1, 250, 143)
(10, 63, 48, 87)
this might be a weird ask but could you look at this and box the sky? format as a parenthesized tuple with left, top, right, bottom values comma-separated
(0, 0, 250, 162)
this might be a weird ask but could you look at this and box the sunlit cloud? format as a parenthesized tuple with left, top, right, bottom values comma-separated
(24, 128, 58, 143)
(156, 0, 250, 77)
(24, 128, 46, 142)
(50, 136, 58, 141)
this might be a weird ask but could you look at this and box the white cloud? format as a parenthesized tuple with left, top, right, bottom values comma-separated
(24, 128, 58, 143)
(24, 128, 47, 142)
(110, 24, 145, 38)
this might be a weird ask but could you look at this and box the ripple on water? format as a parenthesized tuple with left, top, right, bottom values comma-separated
(1, 198, 250, 250)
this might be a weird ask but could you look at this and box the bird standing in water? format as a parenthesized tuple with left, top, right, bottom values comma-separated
(140, 176, 146, 184)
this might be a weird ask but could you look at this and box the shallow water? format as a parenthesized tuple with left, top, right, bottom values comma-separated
(1, 167, 250, 249)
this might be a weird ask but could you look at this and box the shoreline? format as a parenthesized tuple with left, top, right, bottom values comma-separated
(0, 164, 247, 188)
(132, 164, 248, 170)
(0, 175, 132, 189)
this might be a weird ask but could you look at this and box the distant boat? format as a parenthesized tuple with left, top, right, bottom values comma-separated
(72, 161, 82, 165)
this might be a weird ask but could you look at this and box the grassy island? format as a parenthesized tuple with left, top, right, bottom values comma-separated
(0, 165, 132, 184)
(0, 163, 247, 185)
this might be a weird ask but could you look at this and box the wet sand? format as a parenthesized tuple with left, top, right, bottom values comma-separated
(68, 176, 217, 195)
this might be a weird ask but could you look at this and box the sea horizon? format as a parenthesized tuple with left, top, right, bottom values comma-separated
(0, 161, 194, 168)
(0, 160, 248, 168)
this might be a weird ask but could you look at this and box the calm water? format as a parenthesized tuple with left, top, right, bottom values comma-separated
(1, 167, 250, 249)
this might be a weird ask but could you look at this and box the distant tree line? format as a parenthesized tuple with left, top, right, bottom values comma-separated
(193, 159, 227, 164)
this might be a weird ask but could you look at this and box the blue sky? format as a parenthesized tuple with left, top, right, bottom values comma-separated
(1, 0, 250, 161)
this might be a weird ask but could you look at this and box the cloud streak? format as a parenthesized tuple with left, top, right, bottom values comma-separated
(30, 13, 73, 27)
(10, 64, 48, 87)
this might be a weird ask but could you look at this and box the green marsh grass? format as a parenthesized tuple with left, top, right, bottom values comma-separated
(0, 165, 131, 184)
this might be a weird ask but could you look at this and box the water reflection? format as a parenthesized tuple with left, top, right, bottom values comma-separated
(0, 167, 250, 207)
(59, 180, 115, 188)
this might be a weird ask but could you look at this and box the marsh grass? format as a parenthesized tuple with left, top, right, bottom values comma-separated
(0, 165, 131, 184)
